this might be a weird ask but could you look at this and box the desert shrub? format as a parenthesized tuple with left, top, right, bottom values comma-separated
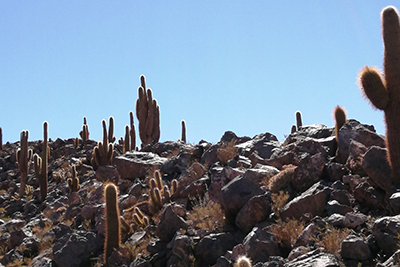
(187, 194, 225, 231)
(268, 165, 296, 193)
(269, 219, 305, 250)
(217, 139, 237, 165)
(271, 191, 289, 217)
(317, 226, 351, 257)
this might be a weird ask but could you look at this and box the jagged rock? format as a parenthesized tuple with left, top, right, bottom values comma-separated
(362, 146, 392, 193)
(280, 182, 332, 221)
(326, 200, 353, 216)
(155, 204, 188, 242)
(195, 232, 239, 266)
(243, 227, 281, 264)
(288, 246, 309, 261)
(292, 152, 326, 192)
(284, 248, 340, 267)
(389, 192, 400, 214)
(329, 189, 353, 207)
(235, 193, 272, 233)
(53, 230, 103, 267)
(372, 215, 400, 257)
(236, 132, 281, 159)
(343, 212, 368, 228)
(0, 248, 24, 266)
(353, 179, 385, 210)
(114, 151, 167, 180)
(161, 151, 193, 176)
(294, 223, 316, 248)
(95, 165, 120, 183)
(340, 235, 371, 260)
(325, 214, 345, 227)
(376, 250, 400, 267)
(167, 234, 193, 267)
(336, 119, 385, 164)
(242, 165, 279, 185)
(345, 140, 367, 175)
(31, 256, 56, 267)
(208, 166, 245, 202)
(285, 124, 334, 143)
(220, 175, 264, 224)
(325, 162, 349, 182)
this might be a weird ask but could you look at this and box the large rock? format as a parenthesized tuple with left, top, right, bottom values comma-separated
(340, 235, 371, 260)
(243, 227, 281, 264)
(362, 146, 392, 193)
(292, 152, 326, 192)
(220, 175, 264, 224)
(280, 182, 332, 221)
(372, 215, 400, 256)
(155, 204, 188, 242)
(114, 151, 168, 180)
(236, 132, 281, 159)
(284, 248, 340, 267)
(208, 166, 245, 202)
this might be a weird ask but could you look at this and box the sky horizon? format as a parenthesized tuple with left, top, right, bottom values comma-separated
(1, 1, 394, 145)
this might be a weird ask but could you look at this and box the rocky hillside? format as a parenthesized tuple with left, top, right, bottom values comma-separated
(0, 118, 400, 267)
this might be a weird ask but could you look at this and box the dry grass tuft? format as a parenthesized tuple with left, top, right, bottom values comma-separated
(317, 226, 351, 257)
(267, 165, 296, 193)
(271, 191, 289, 217)
(217, 139, 238, 165)
(269, 219, 305, 249)
(187, 195, 225, 231)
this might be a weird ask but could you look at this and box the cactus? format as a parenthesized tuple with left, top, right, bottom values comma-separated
(91, 119, 114, 169)
(104, 183, 121, 263)
(181, 120, 186, 143)
(124, 125, 130, 153)
(108, 116, 116, 144)
(129, 111, 136, 151)
(333, 105, 347, 141)
(67, 165, 80, 193)
(295, 111, 302, 130)
(16, 130, 32, 196)
(33, 121, 49, 202)
(79, 116, 89, 145)
(0, 127, 2, 151)
(234, 256, 252, 267)
(358, 6, 400, 183)
(290, 125, 296, 134)
(135, 75, 160, 148)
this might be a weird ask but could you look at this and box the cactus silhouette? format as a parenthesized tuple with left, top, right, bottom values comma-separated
(0, 127, 2, 151)
(104, 183, 121, 263)
(34, 121, 49, 202)
(135, 75, 160, 148)
(67, 166, 80, 193)
(108, 116, 116, 144)
(359, 6, 400, 183)
(129, 111, 136, 151)
(91, 119, 114, 169)
(295, 111, 302, 130)
(16, 130, 32, 196)
(79, 116, 89, 145)
(333, 105, 347, 141)
(181, 120, 186, 143)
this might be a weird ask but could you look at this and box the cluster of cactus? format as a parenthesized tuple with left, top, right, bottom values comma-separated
(135, 75, 160, 148)
(103, 183, 121, 264)
(181, 120, 186, 143)
(148, 170, 178, 214)
(359, 6, 400, 184)
(67, 165, 80, 193)
(291, 111, 303, 133)
(333, 105, 347, 141)
(16, 130, 32, 196)
(91, 117, 114, 169)
(119, 111, 137, 153)
(33, 121, 49, 202)
(75, 116, 90, 148)
(132, 206, 150, 228)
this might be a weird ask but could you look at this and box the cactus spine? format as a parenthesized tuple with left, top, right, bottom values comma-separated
(91, 119, 114, 169)
(333, 106, 347, 141)
(16, 130, 32, 196)
(359, 6, 400, 184)
(135, 75, 160, 148)
(181, 120, 186, 143)
(104, 183, 121, 263)
(34, 121, 49, 202)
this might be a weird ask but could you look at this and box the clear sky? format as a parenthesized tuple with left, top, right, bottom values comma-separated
(0, 1, 395, 145)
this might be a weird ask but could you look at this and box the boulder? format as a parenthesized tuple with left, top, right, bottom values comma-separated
(372, 215, 400, 256)
(292, 152, 326, 192)
(243, 227, 281, 264)
(362, 146, 392, 193)
(340, 235, 371, 261)
(155, 204, 188, 242)
(284, 248, 340, 267)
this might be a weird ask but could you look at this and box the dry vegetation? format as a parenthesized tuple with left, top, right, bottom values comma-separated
(269, 219, 305, 250)
(187, 194, 225, 231)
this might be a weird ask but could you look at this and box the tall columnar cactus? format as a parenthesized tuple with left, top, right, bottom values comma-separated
(91, 119, 114, 169)
(135, 75, 160, 148)
(181, 120, 186, 143)
(67, 165, 80, 193)
(79, 116, 89, 145)
(108, 116, 116, 144)
(34, 121, 49, 202)
(104, 183, 121, 263)
(0, 127, 2, 151)
(295, 111, 302, 130)
(333, 105, 347, 141)
(124, 125, 130, 153)
(359, 6, 400, 184)
(16, 130, 33, 196)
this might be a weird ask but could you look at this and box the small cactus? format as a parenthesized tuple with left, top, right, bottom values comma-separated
(135, 75, 160, 148)
(0, 127, 2, 151)
(181, 120, 186, 143)
(290, 125, 296, 134)
(67, 166, 80, 193)
(108, 116, 116, 144)
(33, 121, 49, 202)
(234, 256, 252, 267)
(91, 119, 114, 169)
(358, 6, 400, 183)
(124, 125, 130, 153)
(104, 183, 121, 263)
(295, 111, 302, 130)
(79, 116, 89, 145)
(129, 111, 136, 151)
(16, 130, 33, 196)
(333, 105, 347, 141)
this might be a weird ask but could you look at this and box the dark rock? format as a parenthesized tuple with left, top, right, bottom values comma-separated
(281, 182, 332, 221)
(345, 140, 367, 175)
(288, 246, 310, 261)
(353, 179, 385, 210)
(0, 249, 23, 266)
(208, 166, 245, 202)
(326, 200, 353, 216)
(242, 166, 279, 185)
(376, 250, 400, 267)
(195, 233, 238, 266)
(95, 165, 120, 183)
(294, 223, 316, 248)
(284, 248, 340, 267)
(235, 193, 272, 233)
(330, 189, 353, 207)
(236, 132, 281, 159)
(220, 175, 264, 224)
(340, 235, 371, 261)
(362, 146, 392, 193)
(155, 204, 188, 242)
(285, 124, 334, 143)
(372, 215, 400, 257)
(325, 214, 345, 227)
(336, 119, 385, 164)
(53, 230, 103, 267)
(243, 227, 281, 264)
(168, 234, 193, 267)
(114, 151, 168, 180)
(292, 152, 326, 192)
(161, 151, 193, 175)
(31, 256, 56, 267)
(325, 162, 349, 182)
(343, 212, 368, 228)
(389, 192, 400, 214)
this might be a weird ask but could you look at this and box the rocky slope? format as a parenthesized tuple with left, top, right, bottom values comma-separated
(0, 119, 399, 267)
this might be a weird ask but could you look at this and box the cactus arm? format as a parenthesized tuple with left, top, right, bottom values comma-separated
(359, 67, 389, 110)
(333, 106, 347, 141)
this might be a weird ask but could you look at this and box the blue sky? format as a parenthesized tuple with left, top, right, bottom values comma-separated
(0, 1, 394, 144)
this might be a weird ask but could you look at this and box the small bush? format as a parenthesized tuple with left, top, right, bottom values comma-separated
(217, 139, 237, 165)
(269, 219, 305, 250)
(187, 195, 225, 231)
(317, 226, 351, 257)
(271, 191, 289, 217)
